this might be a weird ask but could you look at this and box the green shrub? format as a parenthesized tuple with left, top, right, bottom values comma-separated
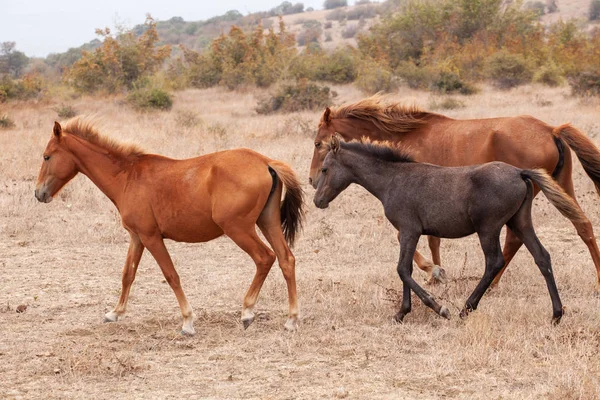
(431, 71, 477, 95)
(317, 48, 358, 83)
(533, 63, 564, 87)
(323, 0, 347, 10)
(569, 70, 600, 96)
(429, 97, 466, 110)
(256, 81, 335, 114)
(395, 61, 435, 89)
(356, 59, 397, 94)
(486, 51, 533, 89)
(55, 104, 78, 119)
(128, 83, 173, 111)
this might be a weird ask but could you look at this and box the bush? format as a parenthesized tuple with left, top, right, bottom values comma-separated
(0, 114, 15, 128)
(326, 9, 346, 21)
(533, 63, 564, 87)
(395, 61, 435, 89)
(525, 1, 546, 16)
(345, 4, 378, 20)
(318, 48, 358, 83)
(486, 51, 533, 89)
(341, 24, 360, 39)
(569, 70, 600, 96)
(429, 97, 466, 110)
(127, 83, 173, 111)
(590, 0, 600, 21)
(256, 80, 335, 114)
(55, 104, 78, 119)
(323, 0, 347, 9)
(356, 58, 397, 94)
(431, 71, 477, 95)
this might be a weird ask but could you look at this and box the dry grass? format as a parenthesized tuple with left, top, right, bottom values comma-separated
(2, 84, 600, 398)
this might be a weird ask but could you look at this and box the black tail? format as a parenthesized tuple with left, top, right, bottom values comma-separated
(268, 161, 305, 247)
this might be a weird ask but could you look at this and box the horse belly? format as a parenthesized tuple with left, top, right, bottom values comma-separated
(160, 215, 224, 243)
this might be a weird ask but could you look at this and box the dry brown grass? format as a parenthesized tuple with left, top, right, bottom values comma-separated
(2, 84, 600, 398)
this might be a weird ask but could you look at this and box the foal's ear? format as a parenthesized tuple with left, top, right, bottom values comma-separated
(323, 107, 331, 124)
(53, 121, 62, 138)
(330, 133, 341, 154)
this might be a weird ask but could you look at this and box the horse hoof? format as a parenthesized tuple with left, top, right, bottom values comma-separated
(393, 312, 405, 323)
(181, 327, 196, 336)
(552, 307, 565, 325)
(104, 312, 118, 323)
(459, 308, 469, 320)
(242, 317, 255, 330)
(431, 266, 448, 284)
(440, 306, 450, 320)
(284, 319, 297, 332)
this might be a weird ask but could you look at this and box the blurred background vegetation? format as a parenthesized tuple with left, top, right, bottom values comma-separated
(2, 0, 600, 111)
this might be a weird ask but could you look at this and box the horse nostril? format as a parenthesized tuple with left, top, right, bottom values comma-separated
(308, 177, 313, 185)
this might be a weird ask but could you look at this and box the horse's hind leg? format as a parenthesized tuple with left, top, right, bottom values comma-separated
(490, 228, 524, 287)
(460, 230, 505, 318)
(556, 165, 600, 292)
(257, 184, 298, 330)
(105, 232, 145, 323)
(222, 223, 276, 330)
(396, 233, 450, 321)
(507, 216, 564, 323)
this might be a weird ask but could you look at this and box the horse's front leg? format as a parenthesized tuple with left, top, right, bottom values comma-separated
(140, 234, 195, 336)
(105, 232, 145, 323)
(400, 232, 446, 284)
(397, 232, 450, 321)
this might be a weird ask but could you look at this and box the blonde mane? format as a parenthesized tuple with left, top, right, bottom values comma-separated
(63, 117, 145, 157)
(322, 94, 437, 135)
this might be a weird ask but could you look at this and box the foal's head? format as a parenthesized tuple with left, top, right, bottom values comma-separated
(313, 135, 352, 209)
(35, 122, 77, 203)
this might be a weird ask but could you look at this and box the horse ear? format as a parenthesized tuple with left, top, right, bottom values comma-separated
(330, 133, 340, 154)
(323, 107, 331, 124)
(53, 121, 62, 138)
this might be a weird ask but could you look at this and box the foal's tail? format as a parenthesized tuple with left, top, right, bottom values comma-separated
(521, 169, 586, 224)
(268, 161, 305, 248)
(553, 124, 600, 195)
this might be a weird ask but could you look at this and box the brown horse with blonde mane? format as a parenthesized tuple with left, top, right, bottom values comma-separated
(309, 95, 600, 289)
(36, 118, 304, 335)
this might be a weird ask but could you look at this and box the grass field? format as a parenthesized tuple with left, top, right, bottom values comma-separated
(2, 84, 600, 399)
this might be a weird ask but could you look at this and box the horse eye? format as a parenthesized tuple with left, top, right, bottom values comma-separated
(315, 142, 321, 148)
(43, 155, 50, 161)
(321, 168, 328, 174)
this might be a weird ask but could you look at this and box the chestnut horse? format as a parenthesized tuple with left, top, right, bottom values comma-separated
(35, 119, 304, 335)
(309, 95, 600, 289)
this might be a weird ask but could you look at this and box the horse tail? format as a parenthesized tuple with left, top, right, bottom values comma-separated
(268, 160, 305, 248)
(521, 169, 585, 224)
(553, 124, 600, 195)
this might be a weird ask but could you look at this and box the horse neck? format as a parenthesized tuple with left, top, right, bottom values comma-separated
(339, 150, 399, 201)
(333, 117, 393, 142)
(64, 135, 132, 204)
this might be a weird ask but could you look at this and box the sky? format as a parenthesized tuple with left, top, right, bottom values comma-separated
(1, 0, 326, 58)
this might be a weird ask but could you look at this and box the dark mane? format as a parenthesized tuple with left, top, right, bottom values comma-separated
(63, 117, 145, 157)
(341, 140, 415, 163)
(322, 94, 438, 135)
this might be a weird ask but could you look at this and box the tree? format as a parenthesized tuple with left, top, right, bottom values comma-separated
(0, 42, 29, 78)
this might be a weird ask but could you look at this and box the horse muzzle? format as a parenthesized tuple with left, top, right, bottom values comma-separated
(313, 197, 329, 209)
(34, 188, 53, 203)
